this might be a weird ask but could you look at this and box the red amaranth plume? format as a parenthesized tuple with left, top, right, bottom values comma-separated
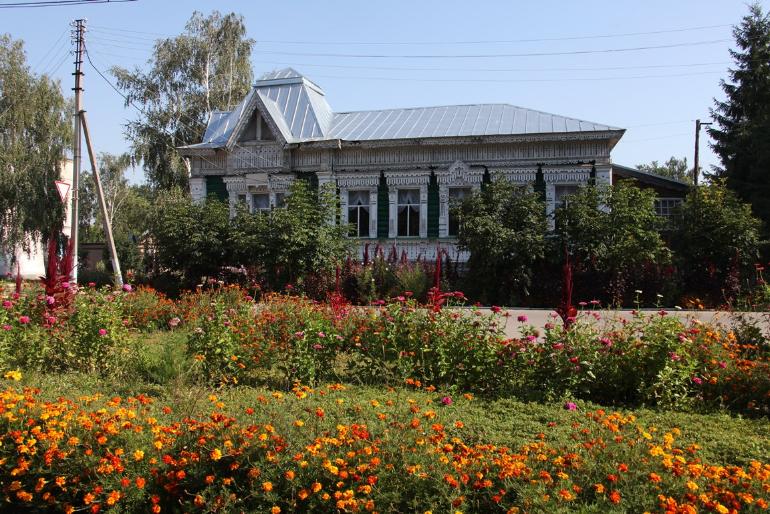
(556, 243, 577, 330)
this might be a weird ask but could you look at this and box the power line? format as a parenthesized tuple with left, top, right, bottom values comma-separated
(87, 22, 731, 45)
(31, 28, 68, 72)
(251, 59, 731, 74)
(301, 70, 723, 83)
(0, 0, 136, 7)
(251, 39, 730, 59)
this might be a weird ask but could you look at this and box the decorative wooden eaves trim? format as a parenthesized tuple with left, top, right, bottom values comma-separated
(334, 172, 380, 188)
(384, 170, 431, 186)
(294, 130, 624, 150)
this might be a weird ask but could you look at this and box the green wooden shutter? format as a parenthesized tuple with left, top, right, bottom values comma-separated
(377, 174, 389, 238)
(427, 173, 439, 238)
(205, 176, 228, 203)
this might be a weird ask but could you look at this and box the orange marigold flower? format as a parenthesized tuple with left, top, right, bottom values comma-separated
(133, 450, 144, 461)
(609, 491, 621, 504)
(262, 482, 273, 492)
(648, 473, 662, 483)
(311, 482, 322, 493)
(298, 489, 309, 500)
(210, 448, 223, 461)
(594, 483, 605, 494)
(135, 477, 146, 489)
(558, 489, 574, 501)
(194, 495, 205, 507)
(284, 470, 295, 480)
(617, 463, 628, 472)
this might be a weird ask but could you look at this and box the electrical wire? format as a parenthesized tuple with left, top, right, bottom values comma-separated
(87, 22, 731, 45)
(250, 39, 730, 59)
(0, 0, 135, 7)
(31, 28, 68, 73)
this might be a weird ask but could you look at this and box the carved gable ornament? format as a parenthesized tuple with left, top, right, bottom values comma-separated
(448, 160, 470, 184)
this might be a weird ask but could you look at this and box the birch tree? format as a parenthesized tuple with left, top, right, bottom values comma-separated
(112, 11, 254, 190)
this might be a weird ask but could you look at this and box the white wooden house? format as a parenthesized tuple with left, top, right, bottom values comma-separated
(178, 68, 626, 262)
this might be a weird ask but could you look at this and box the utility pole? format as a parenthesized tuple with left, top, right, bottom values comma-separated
(693, 119, 712, 186)
(70, 19, 85, 283)
(80, 112, 123, 286)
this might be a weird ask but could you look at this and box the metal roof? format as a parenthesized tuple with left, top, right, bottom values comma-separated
(328, 104, 619, 141)
(184, 68, 623, 150)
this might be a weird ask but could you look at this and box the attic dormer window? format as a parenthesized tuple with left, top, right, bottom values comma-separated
(240, 114, 258, 142)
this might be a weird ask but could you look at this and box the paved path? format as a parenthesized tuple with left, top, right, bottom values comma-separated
(470, 308, 770, 338)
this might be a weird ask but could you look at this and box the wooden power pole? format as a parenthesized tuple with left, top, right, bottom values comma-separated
(80, 111, 123, 287)
(68, 19, 123, 287)
(693, 119, 712, 186)
(70, 18, 85, 282)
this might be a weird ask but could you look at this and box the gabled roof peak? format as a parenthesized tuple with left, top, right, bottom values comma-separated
(255, 68, 325, 96)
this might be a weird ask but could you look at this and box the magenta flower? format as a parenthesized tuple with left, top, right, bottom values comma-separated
(669, 352, 681, 362)
(600, 337, 613, 347)
(552, 343, 564, 350)
(317, 331, 326, 338)
(168, 317, 181, 328)
(46, 296, 55, 305)
(98, 328, 108, 336)
(18, 315, 30, 324)
(491, 305, 501, 314)
(564, 402, 577, 411)
(718, 361, 727, 369)
(88, 282, 96, 288)
(517, 314, 528, 323)
(61, 282, 70, 289)
(313, 344, 323, 350)
(2, 324, 11, 331)
(441, 396, 453, 406)
(2, 300, 11, 309)
(692, 377, 703, 385)
(122, 284, 133, 292)
(544, 322, 555, 330)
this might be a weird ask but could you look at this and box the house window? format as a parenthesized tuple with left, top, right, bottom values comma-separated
(251, 193, 270, 214)
(654, 198, 682, 217)
(236, 194, 247, 210)
(555, 185, 580, 209)
(274, 192, 286, 208)
(397, 189, 420, 237)
(348, 190, 370, 238)
(240, 115, 258, 142)
(448, 187, 471, 236)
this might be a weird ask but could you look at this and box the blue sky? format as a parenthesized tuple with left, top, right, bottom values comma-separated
(3, 0, 768, 184)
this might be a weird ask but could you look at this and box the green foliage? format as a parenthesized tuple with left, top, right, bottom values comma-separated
(456, 180, 547, 305)
(149, 189, 232, 284)
(709, 3, 770, 232)
(672, 181, 762, 302)
(0, 34, 71, 256)
(230, 180, 350, 291)
(112, 11, 254, 190)
(636, 156, 692, 184)
(555, 181, 669, 304)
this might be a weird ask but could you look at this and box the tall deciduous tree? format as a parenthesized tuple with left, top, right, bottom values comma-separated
(455, 180, 547, 305)
(0, 34, 70, 257)
(637, 157, 692, 184)
(112, 11, 254, 190)
(709, 3, 770, 231)
(554, 181, 669, 305)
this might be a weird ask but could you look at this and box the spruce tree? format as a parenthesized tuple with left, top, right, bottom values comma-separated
(708, 3, 770, 232)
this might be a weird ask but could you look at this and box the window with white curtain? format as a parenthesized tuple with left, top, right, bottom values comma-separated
(448, 187, 471, 236)
(251, 193, 270, 214)
(347, 190, 370, 237)
(397, 189, 420, 237)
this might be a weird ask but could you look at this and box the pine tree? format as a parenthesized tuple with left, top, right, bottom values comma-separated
(708, 3, 770, 232)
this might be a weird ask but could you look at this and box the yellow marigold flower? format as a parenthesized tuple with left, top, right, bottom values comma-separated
(4, 370, 22, 381)
(294, 420, 304, 427)
(262, 481, 273, 492)
(134, 450, 144, 461)
(686, 481, 698, 491)
(210, 448, 222, 461)
(715, 504, 728, 514)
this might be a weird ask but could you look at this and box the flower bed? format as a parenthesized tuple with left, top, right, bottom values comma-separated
(0, 381, 767, 513)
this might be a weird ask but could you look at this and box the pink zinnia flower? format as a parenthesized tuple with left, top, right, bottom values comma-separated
(517, 314, 528, 323)
(491, 306, 501, 314)
(98, 328, 108, 336)
(441, 396, 453, 406)
(692, 377, 703, 385)
(46, 296, 55, 305)
(61, 282, 70, 289)
(2, 324, 11, 331)
(552, 343, 564, 350)
(564, 402, 577, 411)
(122, 284, 133, 292)
(2, 300, 11, 309)
(18, 315, 30, 324)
